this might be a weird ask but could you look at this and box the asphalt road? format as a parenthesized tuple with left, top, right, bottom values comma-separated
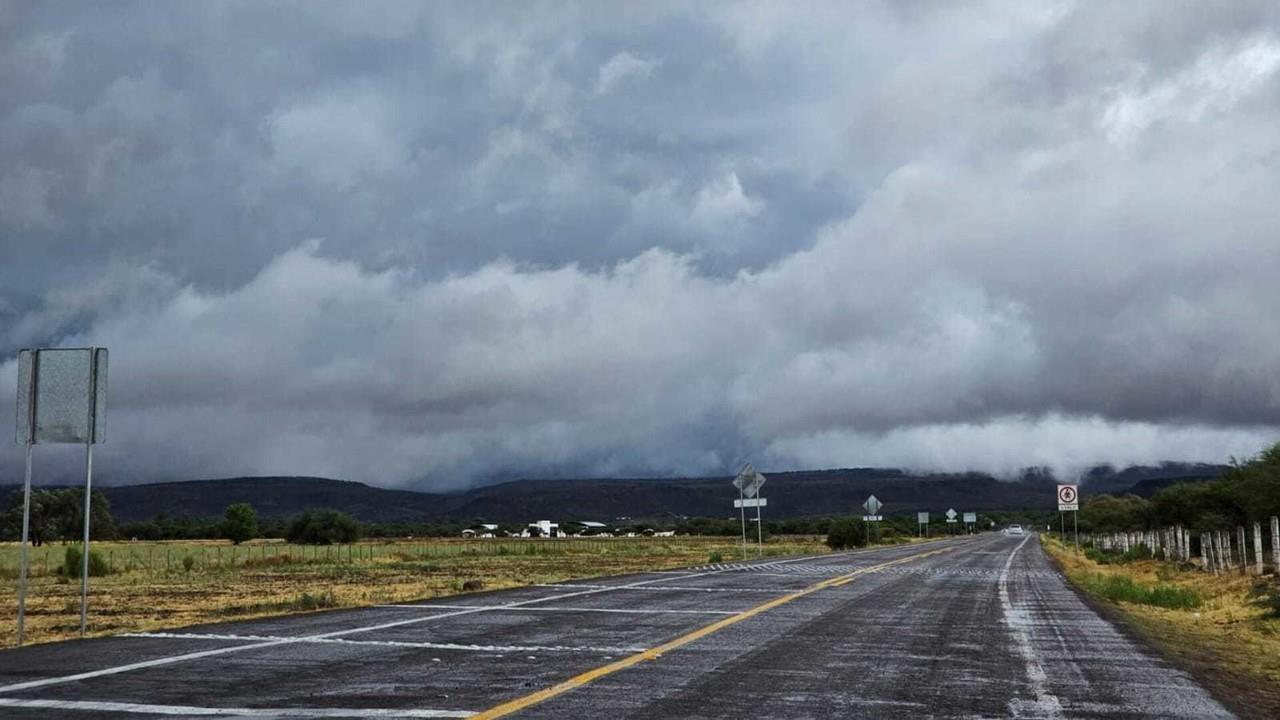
(0, 534, 1232, 719)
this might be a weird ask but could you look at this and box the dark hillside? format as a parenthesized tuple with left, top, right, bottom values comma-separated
(0, 463, 1229, 524)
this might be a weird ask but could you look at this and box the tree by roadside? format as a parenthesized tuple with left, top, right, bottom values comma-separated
(2, 488, 116, 543)
(222, 503, 259, 544)
(286, 508, 361, 545)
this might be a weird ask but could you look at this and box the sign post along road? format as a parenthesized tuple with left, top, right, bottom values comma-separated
(963, 512, 977, 534)
(15, 348, 108, 644)
(917, 511, 929, 537)
(732, 464, 768, 558)
(1057, 484, 1080, 548)
(945, 508, 958, 535)
(863, 495, 883, 542)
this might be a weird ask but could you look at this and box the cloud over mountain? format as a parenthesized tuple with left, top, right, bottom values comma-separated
(2, 2, 1278, 487)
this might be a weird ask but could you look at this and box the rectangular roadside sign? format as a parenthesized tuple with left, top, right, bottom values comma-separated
(1057, 484, 1079, 511)
(734, 497, 767, 509)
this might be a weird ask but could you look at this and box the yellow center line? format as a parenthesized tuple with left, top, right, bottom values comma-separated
(470, 542, 963, 719)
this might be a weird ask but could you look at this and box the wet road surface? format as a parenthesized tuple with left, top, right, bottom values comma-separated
(0, 534, 1231, 718)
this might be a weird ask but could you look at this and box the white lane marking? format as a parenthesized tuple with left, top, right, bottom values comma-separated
(0, 698, 471, 717)
(122, 632, 644, 654)
(999, 535, 1065, 719)
(375, 604, 739, 616)
(0, 547, 864, 695)
(533, 583, 783, 593)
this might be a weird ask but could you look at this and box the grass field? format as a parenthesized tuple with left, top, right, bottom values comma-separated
(0, 535, 829, 647)
(1043, 536, 1280, 718)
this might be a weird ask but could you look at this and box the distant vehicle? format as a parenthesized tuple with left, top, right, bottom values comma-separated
(1003, 524, 1024, 535)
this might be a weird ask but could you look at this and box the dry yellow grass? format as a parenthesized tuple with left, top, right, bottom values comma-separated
(1043, 536, 1280, 717)
(1, 536, 829, 648)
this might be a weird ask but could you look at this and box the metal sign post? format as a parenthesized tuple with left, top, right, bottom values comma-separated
(863, 495, 883, 544)
(755, 489, 763, 557)
(14, 348, 108, 643)
(945, 508, 958, 534)
(732, 465, 767, 559)
(917, 511, 929, 537)
(16, 441, 33, 646)
(1057, 484, 1079, 549)
(963, 512, 977, 534)
(737, 479, 747, 559)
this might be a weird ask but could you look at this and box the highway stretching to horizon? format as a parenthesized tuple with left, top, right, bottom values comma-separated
(0, 534, 1232, 718)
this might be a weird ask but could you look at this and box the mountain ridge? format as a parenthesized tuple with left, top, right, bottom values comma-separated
(0, 462, 1228, 523)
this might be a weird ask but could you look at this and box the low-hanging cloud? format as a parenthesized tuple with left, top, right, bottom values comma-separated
(2, 2, 1279, 488)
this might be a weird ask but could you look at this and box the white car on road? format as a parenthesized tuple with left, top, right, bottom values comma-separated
(1003, 524, 1024, 535)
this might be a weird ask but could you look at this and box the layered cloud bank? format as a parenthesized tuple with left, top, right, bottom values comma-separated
(2, 3, 1279, 487)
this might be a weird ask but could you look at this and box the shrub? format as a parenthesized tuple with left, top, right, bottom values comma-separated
(708, 551, 724, 563)
(1084, 545, 1153, 565)
(60, 545, 111, 577)
(826, 518, 868, 550)
(286, 509, 362, 545)
(182, 554, 195, 573)
(292, 590, 337, 611)
(1247, 580, 1280, 619)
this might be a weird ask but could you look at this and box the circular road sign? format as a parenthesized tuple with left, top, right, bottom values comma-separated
(1058, 485, 1077, 504)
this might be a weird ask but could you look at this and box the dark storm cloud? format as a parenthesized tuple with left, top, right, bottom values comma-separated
(1, 1, 1278, 487)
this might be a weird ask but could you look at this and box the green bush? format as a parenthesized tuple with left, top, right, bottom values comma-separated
(291, 590, 337, 611)
(1084, 545, 1153, 565)
(286, 509, 362, 545)
(826, 518, 868, 550)
(1082, 573, 1201, 609)
(708, 551, 723, 563)
(182, 554, 195, 573)
(60, 545, 111, 577)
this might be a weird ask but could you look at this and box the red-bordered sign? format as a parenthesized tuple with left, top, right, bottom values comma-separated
(1057, 484, 1078, 510)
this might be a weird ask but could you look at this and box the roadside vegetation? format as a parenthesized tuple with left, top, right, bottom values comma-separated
(1044, 535, 1280, 717)
(1046, 441, 1280, 717)
(0, 534, 828, 647)
(1075, 441, 1280, 535)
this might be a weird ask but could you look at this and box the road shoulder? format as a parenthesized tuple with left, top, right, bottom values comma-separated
(1041, 538, 1280, 720)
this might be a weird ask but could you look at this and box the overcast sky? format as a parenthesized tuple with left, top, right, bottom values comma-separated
(2, 1, 1279, 489)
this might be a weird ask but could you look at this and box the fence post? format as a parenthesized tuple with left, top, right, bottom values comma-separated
(1253, 522, 1264, 576)
(1200, 533, 1211, 573)
(1272, 516, 1280, 574)
(1236, 526, 1247, 575)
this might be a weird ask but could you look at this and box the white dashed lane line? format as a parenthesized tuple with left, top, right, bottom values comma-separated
(375, 603, 740, 615)
(122, 631, 646, 654)
(0, 698, 474, 718)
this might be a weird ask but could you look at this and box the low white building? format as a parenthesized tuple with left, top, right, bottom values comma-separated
(562, 520, 610, 536)
(522, 520, 560, 537)
(461, 523, 499, 538)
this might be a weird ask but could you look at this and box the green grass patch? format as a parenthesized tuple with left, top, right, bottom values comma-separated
(1084, 545, 1153, 565)
(1247, 580, 1280, 619)
(1081, 573, 1201, 609)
